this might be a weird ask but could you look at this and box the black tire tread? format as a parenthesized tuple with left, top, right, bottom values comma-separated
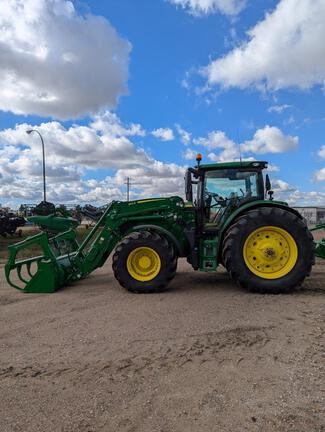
(222, 207, 315, 294)
(113, 231, 177, 293)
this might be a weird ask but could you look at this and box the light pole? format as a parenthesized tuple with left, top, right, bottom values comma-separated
(125, 177, 131, 202)
(26, 129, 47, 202)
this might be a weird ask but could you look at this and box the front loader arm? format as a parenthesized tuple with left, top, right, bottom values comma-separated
(76, 218, 121, 276)
(4, 197, 188, 293)
(76, 200, 187, 274)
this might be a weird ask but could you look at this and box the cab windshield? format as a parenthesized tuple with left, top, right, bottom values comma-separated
(204, 169, 261, 223)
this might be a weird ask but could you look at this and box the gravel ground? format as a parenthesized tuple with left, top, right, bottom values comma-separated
(0, 258, 324, 432)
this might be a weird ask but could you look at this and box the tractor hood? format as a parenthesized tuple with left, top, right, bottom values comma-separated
(123, 196, 185, 213)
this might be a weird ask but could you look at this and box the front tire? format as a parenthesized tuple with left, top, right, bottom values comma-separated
(112, 231, 177, 293)
(222, 207, 315, 294)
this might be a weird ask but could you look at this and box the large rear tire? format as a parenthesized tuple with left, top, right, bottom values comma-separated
(222, 207, 314, 294)
(113, 231, 177, 293)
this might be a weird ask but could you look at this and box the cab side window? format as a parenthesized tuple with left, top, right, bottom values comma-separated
(204, 170, 259, 224)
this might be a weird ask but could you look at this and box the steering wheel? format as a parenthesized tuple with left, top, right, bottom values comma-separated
(205, 191, 226, 208)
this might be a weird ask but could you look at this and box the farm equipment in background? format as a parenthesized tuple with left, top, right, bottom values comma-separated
(56, 204, 83, 224)
(0, 211, 26, 238)
(81, 204, 105, 222)
(33, 201, 56, 216)
(28, 214, 79, 236)
(5, 157, 323, 294)
(26, 200, 106, 236)
(27, 201, 81, 236)
(31, 201, 82, 222)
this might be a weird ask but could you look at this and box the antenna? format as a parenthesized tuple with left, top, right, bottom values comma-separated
(237, 128, 243, 165)
(239, 144, 243, 164)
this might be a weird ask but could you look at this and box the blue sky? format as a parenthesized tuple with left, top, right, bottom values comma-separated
(0, 0, 325, 208)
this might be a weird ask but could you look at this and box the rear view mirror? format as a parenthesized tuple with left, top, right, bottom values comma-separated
(265, 174, 271, 191)
(265, 174, 274, 200)
(185, 169, 193, 202)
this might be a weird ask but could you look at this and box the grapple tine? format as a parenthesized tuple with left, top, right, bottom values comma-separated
(5, 267, 26, 292)
(5, 232, 70, 293)
(26, 261, 34, 278)
(17, 263, 31, 285)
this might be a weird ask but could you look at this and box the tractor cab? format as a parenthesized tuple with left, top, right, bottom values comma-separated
(185, 156, 270, 229)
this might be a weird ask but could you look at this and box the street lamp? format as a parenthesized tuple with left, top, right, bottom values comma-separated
(26, 129, 47, 203)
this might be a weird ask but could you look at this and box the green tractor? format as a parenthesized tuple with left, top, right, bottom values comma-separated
(5, 157, 325, 294)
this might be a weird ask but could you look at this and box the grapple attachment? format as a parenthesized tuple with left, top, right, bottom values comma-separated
(5, 201, 121, 293)
(5, 230, 79, 293)
(27, 214, 79, 234)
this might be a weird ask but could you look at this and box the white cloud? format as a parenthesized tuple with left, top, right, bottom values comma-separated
(314, 168, 325, 182)
(266, 163, 280, 173)
(194, 130, 239, 162)
(78, 184, 125, 204)
(192, 126, 297, 162)
(0, 121, 148, 170)
(241, 126, 298, 154)
(247, 172, 325, 205)
(318, 146, 325, 159)
(272, 179, 295, 193)
(176, 124, 191, 145)
(205, 0, 325, 91)
(268, 104, 291, 114)
(90, 111, 146, 137)
(151, 128, 175, 141)
(182, 148, 197, 160)
(283, 115, 295, 126)
(167, 0, 246, 16)
(194, 130, 235, 150)
(270, 178, 325, 205)
(114, 163, 185, 197)
(0, 113, 186, 204)
(0, 0, 131, 119)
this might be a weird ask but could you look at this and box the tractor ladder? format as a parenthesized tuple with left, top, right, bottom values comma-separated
(310, 224, 325, 259)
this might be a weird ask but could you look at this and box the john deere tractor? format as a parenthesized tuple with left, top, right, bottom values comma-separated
(5, 157, 325, 294)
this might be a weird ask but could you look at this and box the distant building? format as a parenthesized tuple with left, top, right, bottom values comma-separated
(0, 204, 12, 213)
(294, 207, 325, 226)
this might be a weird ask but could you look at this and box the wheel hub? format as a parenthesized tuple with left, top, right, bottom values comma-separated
(127, 247, 161, 282)
(243, 226, 298, 279)
(139, 256, 151, 269)
(264, 247, 276, 258)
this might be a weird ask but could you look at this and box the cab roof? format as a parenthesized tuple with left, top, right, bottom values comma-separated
(199, 161, 268, 170)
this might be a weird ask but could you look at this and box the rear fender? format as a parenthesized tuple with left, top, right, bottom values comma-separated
(218, 202, 303, 259)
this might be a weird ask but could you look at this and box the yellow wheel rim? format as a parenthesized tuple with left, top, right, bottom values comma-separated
(127, 247, 161, 282)
(243, 226, 298, 280)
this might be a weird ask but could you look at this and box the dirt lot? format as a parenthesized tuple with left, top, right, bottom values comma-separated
(0, 253, 324, 431)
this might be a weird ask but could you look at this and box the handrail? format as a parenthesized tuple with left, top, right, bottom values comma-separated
(310, 224, 325, 232)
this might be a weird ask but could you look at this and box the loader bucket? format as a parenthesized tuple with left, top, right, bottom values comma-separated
(5, 230, 79, 293)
